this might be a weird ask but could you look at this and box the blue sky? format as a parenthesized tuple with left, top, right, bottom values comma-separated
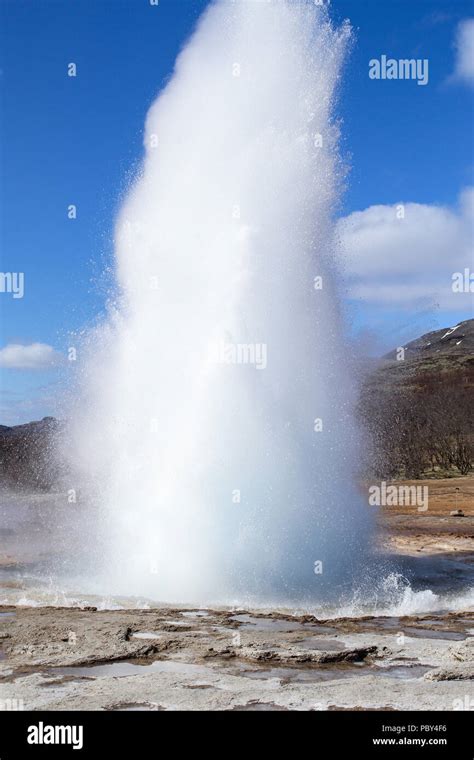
(0, 0, 473, 424)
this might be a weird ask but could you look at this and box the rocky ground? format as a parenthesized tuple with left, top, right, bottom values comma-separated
(1, 605, 473, 711)
(376, 477, 474, 556)
(0, 477, 473, 711)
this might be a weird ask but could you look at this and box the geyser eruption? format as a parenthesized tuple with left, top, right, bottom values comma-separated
(72, 0, 370, 605)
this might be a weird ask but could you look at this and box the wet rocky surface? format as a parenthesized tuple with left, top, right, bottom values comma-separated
(1, 605, 473, 711)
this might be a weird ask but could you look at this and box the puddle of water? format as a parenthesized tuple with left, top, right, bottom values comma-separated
(49, 659, 210, 679)
(232, 614, 302, 632)
(374, 665, 432, 680)
(231, 702, 289, 711)
(296, 637, 344, 651)
(225, 659, 430, 685)
(377, 618, 468, 641)
(403, 628, 466, 641)
(0, 612, 15, 618)
(107, 702, 165, 711)
(181, 611, 209, 618)
(231, 614, 335, 634)
(419, 618, 461, 627)
(47, 656, 376, 688)
(131, 632, 162, 640)
(227, 661, 371, 684)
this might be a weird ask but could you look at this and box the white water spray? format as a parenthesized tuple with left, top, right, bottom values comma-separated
(71, 0, 371, 605)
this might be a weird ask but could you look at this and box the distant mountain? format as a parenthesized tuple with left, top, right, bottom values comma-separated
(0, 417, 63, 490)
(359, 319, 474, 479)
(1, 416, 59, 436)
(373, 319, 474, 388)
(384, 319, 474, 360)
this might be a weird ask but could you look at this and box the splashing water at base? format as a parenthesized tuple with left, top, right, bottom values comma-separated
(66, 0, 373, 605)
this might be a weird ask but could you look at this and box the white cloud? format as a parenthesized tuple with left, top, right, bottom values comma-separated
(337, 188, 474, 310)
(0, 343, 63, 370)
(452, 19, 474, 85)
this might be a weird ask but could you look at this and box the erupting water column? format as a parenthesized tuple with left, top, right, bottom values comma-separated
(72, 0, 370, 605)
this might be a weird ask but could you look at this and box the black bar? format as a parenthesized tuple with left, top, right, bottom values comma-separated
(0, 710, 472, 757)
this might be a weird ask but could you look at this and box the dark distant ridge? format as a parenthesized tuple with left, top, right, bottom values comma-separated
(0, 417, 63, 490)
(384, 319, 474, 362)
(0, 416, 59, 435)
(359, 319, 474, 479)
(376, 319, 474, 389)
